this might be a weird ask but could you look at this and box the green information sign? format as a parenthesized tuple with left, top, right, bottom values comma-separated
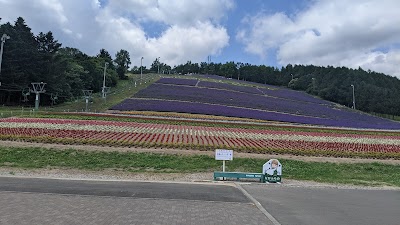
(265, 175, 282, 183)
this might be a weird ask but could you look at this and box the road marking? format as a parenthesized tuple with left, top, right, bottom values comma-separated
(235, 183, 282, 225)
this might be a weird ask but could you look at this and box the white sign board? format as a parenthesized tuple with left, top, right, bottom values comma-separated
(262, 159, 282, 176)
(215, 149, 233, 161)
(262, 159, 282, 183)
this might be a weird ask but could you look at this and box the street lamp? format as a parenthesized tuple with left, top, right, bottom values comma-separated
(237, 63, 241, 80)
(102, 62, 108, 98)
(291, 74, 294, 80)
(351, 84, 356, 109)
(140, 56, 143, 81)
(157, 57, 160, 74)
(0, 33, 11, 86)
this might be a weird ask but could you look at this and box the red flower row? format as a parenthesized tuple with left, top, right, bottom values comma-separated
(1, 127, 398, 154)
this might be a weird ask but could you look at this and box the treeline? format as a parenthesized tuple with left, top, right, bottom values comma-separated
(0, 17, 131, 106)
(2, 17, 400, 117)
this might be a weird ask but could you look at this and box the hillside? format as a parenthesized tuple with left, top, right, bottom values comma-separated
(111, 76, 400, 130)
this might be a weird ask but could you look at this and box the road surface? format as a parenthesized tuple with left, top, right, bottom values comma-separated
(0, 177, 399, 225)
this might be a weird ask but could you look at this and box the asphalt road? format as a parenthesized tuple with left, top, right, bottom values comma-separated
(0, 177, 399, 225)
(0, 177, 273, 225)
(0, 176, 249, 203)
(243, 184, 400, 225)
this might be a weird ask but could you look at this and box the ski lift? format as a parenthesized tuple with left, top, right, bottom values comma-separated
(21, 88, 30, 102)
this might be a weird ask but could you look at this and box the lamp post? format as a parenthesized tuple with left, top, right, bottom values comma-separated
(291, 73, 294, 80)
(351, 84, 356, 109)
(0, 34, 11, 86)
(140, 56, 143, 81)
(102, 62, 108, 98)
(237, 63, 241, 80)
(157, 57, 160, 74)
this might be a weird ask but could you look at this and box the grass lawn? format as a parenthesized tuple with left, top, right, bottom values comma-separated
(1, 146, 399, 187)
(0, 73, 159, 116)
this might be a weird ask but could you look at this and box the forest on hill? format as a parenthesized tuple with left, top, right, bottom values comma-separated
(1, 17, 400, 117)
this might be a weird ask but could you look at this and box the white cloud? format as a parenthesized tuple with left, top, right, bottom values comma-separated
(37, 0, 67, 23)
(144, 22, 229, 66)
(0, 0, 232, 67)
(237, 0, 400, 77)
(107, 0, 235, 26)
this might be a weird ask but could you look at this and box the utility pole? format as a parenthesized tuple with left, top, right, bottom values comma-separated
(157, 57, 160, 74)
(140, 56, 143, 82)
(237, 63, 241, 80)
(30, 82, 46, 110)
(207, 56, 211, 75)
(102, 62, 109, 98)
(0, 34, 11, 86)
(351, 84, 356, 109)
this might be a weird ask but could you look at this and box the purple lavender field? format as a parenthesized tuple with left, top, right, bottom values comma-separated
(198, 80, 331, 105)
(156, 77, 198, 86)
(111, 77, 400, 129)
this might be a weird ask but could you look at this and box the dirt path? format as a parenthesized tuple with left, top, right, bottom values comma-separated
(1, 140, 399, 165)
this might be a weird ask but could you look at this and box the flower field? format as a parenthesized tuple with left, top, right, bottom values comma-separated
(111, 77, 400, 130)
(1, 117, 399, 159)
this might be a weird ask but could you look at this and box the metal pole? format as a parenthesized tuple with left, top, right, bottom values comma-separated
(35, 93, 39, 110)
(157, 57, 160, 74)
(140, 57, 143, 81)
(0, 34, 11, 85)
(102, 62, 108, 98)
(351, 84, 356, 109)
(0, 38, 5, 75)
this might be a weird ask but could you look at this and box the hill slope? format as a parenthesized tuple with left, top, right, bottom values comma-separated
(111, 76, 400, 130)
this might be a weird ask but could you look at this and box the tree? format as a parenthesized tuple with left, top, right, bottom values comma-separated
(37, 31, 61, 54)
(97, 48, 112, 60)
(36, 31, 63, 89)
(150, 58, 160, 73)
(97, 48, 114, 70)
(0, 17, 39, 104)
(114, 49, 131, 79)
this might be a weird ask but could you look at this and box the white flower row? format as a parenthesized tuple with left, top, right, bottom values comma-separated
(0, 122, 399, 146)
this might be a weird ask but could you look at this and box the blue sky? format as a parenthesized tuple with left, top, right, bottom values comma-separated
(1, 0, 400, 77)
(215, 0, 311, 66)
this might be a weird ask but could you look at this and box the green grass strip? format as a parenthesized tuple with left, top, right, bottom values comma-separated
(0, 146, 399, 187)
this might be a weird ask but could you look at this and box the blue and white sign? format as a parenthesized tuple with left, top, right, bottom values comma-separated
(215, 149, 233, 161)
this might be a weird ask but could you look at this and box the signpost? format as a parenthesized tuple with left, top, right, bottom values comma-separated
(262, 159, 282, 183)
(213, 152, 283, 183)
(215, 149, 233, 172)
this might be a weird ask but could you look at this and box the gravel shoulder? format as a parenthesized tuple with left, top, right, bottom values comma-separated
(1, 167, 399, 191)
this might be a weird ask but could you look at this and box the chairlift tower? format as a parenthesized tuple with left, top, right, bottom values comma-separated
(22, 88, 30, 102)
(102, 87, 111, 102)
(50, 93, 58, 106)
(82, 90, 93, 112)
(30, 82, 46, 110)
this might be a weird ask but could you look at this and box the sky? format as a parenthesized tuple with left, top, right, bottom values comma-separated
(1, 0, 400, 78)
